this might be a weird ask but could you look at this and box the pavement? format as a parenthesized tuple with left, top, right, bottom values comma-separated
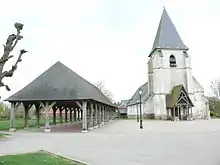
(1, 119, 220, 165)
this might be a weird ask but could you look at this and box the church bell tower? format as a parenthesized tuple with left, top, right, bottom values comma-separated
(147, 8, 194, 118)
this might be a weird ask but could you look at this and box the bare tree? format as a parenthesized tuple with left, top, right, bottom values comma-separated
(211, 79, 220, 98)
(95, 81, 114, 102)
(0, 22, 27, 96)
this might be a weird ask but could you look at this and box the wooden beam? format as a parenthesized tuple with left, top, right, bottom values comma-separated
(76, 101, 83, 109)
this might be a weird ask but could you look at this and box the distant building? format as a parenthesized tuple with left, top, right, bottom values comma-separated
(118, 100, 129, 118)
(127, 9, 210, 120)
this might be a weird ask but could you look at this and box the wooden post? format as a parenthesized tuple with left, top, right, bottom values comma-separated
(97, 105, 100, 125)
(59, 108, 63, 124)
(77, 109, 80, 121)
(81, 110, 83, 120)
(94, 104, 98, 127)
(40, 102, 56, 132)
(23, 103, 32, 129)
(74, 109, 77, 121)
(178, 106, 180, 120)
(89, 103, 94, 129)
(82, 101, 87, 132)
(35, 104, 40, 128)
(53, 108, 57, 125)
(102, 105, 105, 125)
(70, 108, 73, 122)
(9, 102, 16, 132)
(65, 108, 68, 123)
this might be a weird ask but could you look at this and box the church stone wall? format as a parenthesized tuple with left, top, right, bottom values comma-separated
(161, 49, 188, 91)
(151, 50, 190, 95)
(153, 94, 167, 119)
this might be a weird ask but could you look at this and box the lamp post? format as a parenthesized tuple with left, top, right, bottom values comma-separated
(136, 99, 139, 122)
(139, 90, 143, 129)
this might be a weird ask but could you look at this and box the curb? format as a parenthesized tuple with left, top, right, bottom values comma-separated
(41, 149, 89, 165)
(0, 135, 13, 141)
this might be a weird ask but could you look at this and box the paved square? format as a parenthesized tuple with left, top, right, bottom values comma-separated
(1, 119, 220, 165)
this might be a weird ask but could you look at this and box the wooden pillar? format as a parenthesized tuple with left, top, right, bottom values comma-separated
(107, 107, 110, 122)
(190, 107, 193, 118)
(77, 109, 80, 121)
(89, 103, 94, 128)
(65, 108, 68, 123)
(105, 106, 108, 122)
(40, 102, 56, 132)
(109, 108, 112, 120)
(9, 102, 16, 132)
(96, 104, 100, 126)
(74, 109, 77, 121)
(92, 104, 96, 128)
(93, 104, 97, 127)
(102, 105, 105, 125)
(187, 106, 190, 117)
(53, 108, 57, 125)
(23, 103, 32, 129)
(35, 103, 40, 128)
(36, 109, 40, 127)
(70, 108, 73, 122)
(81, 110, 83, 120)
(59, 108, 63, 124)
(82, 101, 87, 132)
(24, 109, 29, 128)
(178, 106, 180, 120)
(99, 105, 102, 125)
(99, 105, 102, 124)
(173, 106, 176, 118)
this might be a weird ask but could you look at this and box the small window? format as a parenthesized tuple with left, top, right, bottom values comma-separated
(169, 55, 176, 67)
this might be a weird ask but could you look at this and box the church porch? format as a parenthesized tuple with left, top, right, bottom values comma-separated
(166, 84, 194, 121)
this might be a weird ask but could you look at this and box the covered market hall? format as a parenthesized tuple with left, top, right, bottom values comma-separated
(5, 61, 117, 132)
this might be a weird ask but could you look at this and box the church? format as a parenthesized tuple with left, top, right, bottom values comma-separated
(127, 9, 210, 120)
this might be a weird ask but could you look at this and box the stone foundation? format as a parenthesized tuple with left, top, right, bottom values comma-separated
(127, 115, 138, 119)
(127, 113, 208, 121)
(154, 114, 167, 120)
(127, 114, 156, 120)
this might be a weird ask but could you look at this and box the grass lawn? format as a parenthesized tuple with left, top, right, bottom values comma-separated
(0, 119, 54, 131)
(0, 151, 85, 165)
(0, 132, 10, 138)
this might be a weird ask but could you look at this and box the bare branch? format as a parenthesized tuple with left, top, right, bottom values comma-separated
(0, 22, 27, 97)
(211, 80, 220, 97)
(0, 82, 10, 91)
(95, 81, 114, 102)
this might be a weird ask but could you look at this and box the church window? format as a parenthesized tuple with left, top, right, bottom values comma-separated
(169, 55, 176, 67)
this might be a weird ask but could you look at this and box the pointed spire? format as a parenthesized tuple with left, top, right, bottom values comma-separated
(149, 8, 188, 56)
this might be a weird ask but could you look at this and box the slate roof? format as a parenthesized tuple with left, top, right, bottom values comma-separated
(6, 61, 115, 107)
(149, 8, 188, 56)
(127, 82, 148, 106)
(166, 84, 193, 108)
(118, 100, 129, 109)
(193, 76, 204, 90)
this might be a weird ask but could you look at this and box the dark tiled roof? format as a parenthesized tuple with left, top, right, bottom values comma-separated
(149, 8, 188, 56)
(6, 61, 115, 107)
(127, 82, 148, 106)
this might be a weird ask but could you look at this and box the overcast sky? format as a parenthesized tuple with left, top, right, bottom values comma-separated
(0, 0, 219, 102)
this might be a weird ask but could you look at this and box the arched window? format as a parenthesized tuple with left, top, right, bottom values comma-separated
(169, 55, 176, 67)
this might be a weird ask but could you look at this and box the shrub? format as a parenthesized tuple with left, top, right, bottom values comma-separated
(210, 111, 215, 117)
(166, 115, 172, 120)
(146, 114, 155, 119)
